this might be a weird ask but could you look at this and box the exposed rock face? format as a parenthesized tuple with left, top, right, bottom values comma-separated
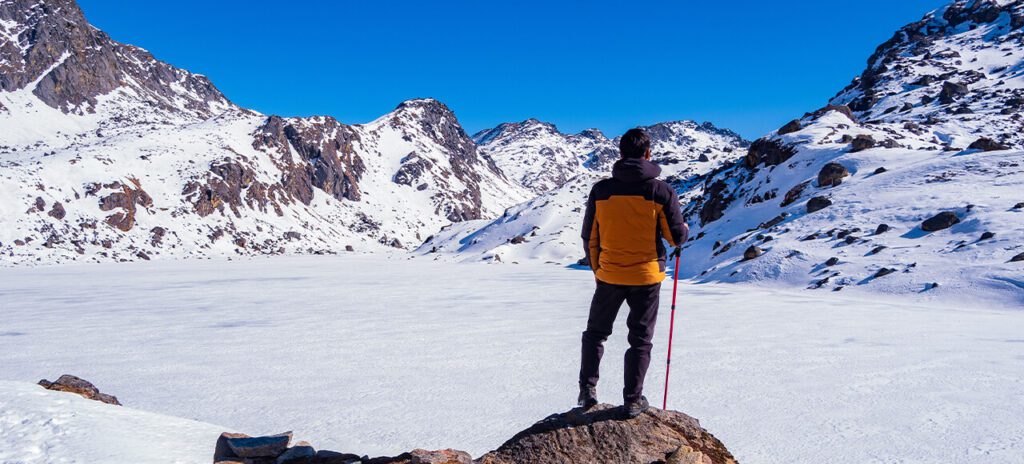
(744, 138, 796, 168)
(37, 374, 120, 405)
(0, 0, 230, 118)
(921, 211, 961, 231)
(97, 179, 152, 232)
(476, 404, 736, 464)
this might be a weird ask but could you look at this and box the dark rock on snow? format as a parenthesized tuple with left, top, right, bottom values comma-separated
(850, 134, 876, 152)
(817, 162, 850, 187)
(921, 211, 960, 231)
(38, 374, 121, 405)
(874, 267, 897, 278)
(1010, 252, 1024, 263)
(979, 231, 995, 241)
(807, 196, 832, 213)
(777, 119, 802, 135)
(875, 224, 891, 235)
(743, 245, 764, 261)
(226, 432, 292, 458)
(873, 167, 887, 175)
(967, 137, 1010, 152)
(744, 138, 796, 168)
(825, 257, 840, 266)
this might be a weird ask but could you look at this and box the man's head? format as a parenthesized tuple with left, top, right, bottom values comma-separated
(619, 128, 651, 160)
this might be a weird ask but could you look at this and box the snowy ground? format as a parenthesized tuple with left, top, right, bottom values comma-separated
(1, 255, 1023, 463)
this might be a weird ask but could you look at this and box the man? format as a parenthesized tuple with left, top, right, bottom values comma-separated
(578, 128, 689, 418)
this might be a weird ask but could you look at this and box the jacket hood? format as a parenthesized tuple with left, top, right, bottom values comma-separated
(611, 158, 661, 183)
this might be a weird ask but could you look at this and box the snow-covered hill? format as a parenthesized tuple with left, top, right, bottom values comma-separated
(679, 0, 1024, 303)
(0, 0, 528, 265)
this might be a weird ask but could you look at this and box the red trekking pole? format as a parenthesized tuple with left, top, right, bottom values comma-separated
(662, 247, 682, 410)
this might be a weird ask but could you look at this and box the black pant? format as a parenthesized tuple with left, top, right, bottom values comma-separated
(579, 280, 660, 402)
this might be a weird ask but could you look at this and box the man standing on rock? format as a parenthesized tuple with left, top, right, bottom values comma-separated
(578, 128, 689, 418)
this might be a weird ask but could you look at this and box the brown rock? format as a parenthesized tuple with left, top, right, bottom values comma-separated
(850, 134, 875, 152)
(37, 374, 121, 405)
(780, 181, 810, 207)
(742, 245, 764, 261)
(744, 138, 796, 168)
(777, 119, 802, 135)
(48, 202, 66, 219)
(369, 448, 472, 464)
(967, 137, 1010, 152)
(817, 162, 850, 187)
(807, 196, 832, 213)
(476, 404, 736, 464)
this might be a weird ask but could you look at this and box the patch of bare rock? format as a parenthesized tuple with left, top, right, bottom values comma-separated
(37, 374, 121, 405)
(214, 404, 736, 464)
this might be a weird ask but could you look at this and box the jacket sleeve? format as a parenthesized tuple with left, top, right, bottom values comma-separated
(656, 182, 689, 247)
(581, 187, 600, 271)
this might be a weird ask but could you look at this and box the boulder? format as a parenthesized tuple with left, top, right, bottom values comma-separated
(510, 235, 527, 245)
(817, 162, 850, 187)
(345, 245, 355, 252)
(874, 268, 896, 278)
(938, 81, 968, 104)
(476, 404, 736, 464)
(742, 246, 764, 261)
(806, 196, 832, 213)
(850, 134, 875, 152)
(276, 441, 316, 463)
(1014, 202, 1024, 209)
(825, 257, 839, 266)
(921, 211, 960, 231)
(875, 224, 891, 235)
(869, 245, 888, 255)
(744, 138, 796, 168)
(48, 202, 66, 220)
(370, 449, 472, 464)
(979, 231, 995, 241)
(967, 137, 1010, 152)
(37, 375, 121, 405)
(1010, 252, 1024, 263)
(873, 167, 887, 175)
(780, 181, 810, 207)
(226, 432, 293, 458)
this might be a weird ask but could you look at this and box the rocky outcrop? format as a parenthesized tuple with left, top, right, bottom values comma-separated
(817, 162, 850, 187)
(477, 404, 736, 464)
(744, 138, 796, 168)
(96, 179, 152, 232)
(921, 211, 960, 231)
(38, 374, 121, 405)
(212, 405, 736, 464)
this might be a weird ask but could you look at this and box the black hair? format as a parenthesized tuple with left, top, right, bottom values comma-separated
(619, 128, 650, 159)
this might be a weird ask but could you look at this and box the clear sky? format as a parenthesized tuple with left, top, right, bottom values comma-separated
(77, 0, 949, 140)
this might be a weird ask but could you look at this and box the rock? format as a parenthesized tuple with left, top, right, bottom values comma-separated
(33, 196, 45, 212)
(780, 181, 810, 207)
(150, 227, 166, 246)
(875, 224, 891, 235)
(979, 231, 995, 241)
(345, 245, 355, 252)
(215, 432, 251, 462)
(283, 231, 302, 241)
(874, 268, 896, 278)
(48, 202, 66, 219)
(825, 257, 839, 266)
(921, 211, 960, 231)
(938, 81, 969, 104)
(742, 245, 764, 261)
(276, 441, 316, 463)
(809, 104, 856, 122)
(744, 138, 796, 168)
(476, 404, 736, 464)
(314, 450, 363, 463)
(698, 153, 710, 162)
(850, 134, 876, 152)
(817, 162, 850, 187)
(758, 212, 789, 230)
(712, 241, 722, 250)
(967, 137, 1010, 151)
(874, 167, 887, 175)
(806, 196, 832, 213)
(510, 235, 526, 244)
(699, 179, 733, 226)
(1013, 202, 1024, 210)
(226, 432, 292, 458)
(777, 119, 802, 135)
(844, 235, 859, 244)
(371, 449, 472, 464)
(869, 245, 887, 255)
(1010, 252, 1024, 263)
(37, 375, 121, 405)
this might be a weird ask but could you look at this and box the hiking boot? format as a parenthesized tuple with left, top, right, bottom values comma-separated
(577, 385, 598, 410)
(623, 396, 649, 419)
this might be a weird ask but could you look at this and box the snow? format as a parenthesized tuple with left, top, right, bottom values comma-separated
(0, 381, 226, 464)
(2, 255, 1023, 463)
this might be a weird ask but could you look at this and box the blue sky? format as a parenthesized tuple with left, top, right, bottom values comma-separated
(78, 0, 948, 139)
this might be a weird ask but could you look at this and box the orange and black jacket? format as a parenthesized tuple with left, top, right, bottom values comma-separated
(582, 158, 690, 286)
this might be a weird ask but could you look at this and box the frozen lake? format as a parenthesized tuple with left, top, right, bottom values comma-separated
(1, 255, 1022, 463)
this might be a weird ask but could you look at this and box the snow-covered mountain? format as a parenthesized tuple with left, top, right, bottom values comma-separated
(678, 0, 1024, 303)
(474, 118, 747, 194)
(421, 121, 749, 263)
(0, 0, 528, 264)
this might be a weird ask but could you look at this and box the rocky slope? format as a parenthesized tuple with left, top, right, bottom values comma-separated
(0, 0, 528, 265)
(679, 0, 1024, 303)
